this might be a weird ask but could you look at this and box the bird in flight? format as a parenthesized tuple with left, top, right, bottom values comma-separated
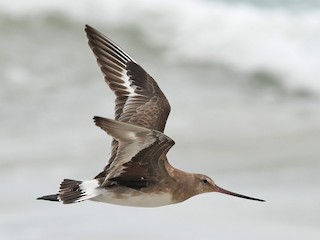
(38, 25, 264, 207)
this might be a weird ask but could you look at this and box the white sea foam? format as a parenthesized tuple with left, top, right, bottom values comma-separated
(1, 0, 319, 93)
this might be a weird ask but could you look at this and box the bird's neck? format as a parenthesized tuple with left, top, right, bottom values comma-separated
(164, 162, 198, 203)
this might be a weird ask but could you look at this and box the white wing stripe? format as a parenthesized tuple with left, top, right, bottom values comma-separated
(91, 34, 133, 62)
(121, 69, 136, 97)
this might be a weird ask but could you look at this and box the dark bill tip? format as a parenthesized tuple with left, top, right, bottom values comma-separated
(214, 185, 265, 202)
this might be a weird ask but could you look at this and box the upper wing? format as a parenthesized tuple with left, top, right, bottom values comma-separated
(85, 25, 171, 175)
(93, 117, 175, 188)
(85, 25, 171, 132)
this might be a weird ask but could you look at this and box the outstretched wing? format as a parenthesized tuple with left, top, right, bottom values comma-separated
(93, 117, 175, 188)
(85, 25, 171, 176)
(85, 25, 170, 131)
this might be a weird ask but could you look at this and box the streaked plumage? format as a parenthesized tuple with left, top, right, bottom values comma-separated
(38, 25, 264, 207)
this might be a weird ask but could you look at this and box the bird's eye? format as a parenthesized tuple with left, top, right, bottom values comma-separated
(202, 178, 209, 184)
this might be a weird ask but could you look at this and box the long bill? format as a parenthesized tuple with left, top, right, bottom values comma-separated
(214, 185, 265, 202)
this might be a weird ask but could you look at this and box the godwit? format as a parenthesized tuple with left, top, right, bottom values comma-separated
(37, 25, 264, 207)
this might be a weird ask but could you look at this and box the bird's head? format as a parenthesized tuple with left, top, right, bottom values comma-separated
(195, 174, 265, 202)
(195, 174, 217, 193)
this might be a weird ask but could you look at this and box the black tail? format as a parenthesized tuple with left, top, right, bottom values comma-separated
(37, 179, 99, 204)
(37, 179, 82, 204)
(58, 179, 83, 204)
(37, 194, 59, 202)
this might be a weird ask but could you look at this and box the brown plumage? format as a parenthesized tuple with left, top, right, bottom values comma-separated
(85, 25, 170, 181)
(37, 25, 264, 206)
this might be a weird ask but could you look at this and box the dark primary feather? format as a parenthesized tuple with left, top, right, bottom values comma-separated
(85, 25, 172, 178)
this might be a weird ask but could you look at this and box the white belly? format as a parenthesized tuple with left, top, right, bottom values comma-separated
(90, 189, 174, 207)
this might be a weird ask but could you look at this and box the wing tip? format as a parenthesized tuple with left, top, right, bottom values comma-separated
(85, 24, 94, 33)
(85, 24, 100, 41)
(93, 116, 103, 128)
(93, 116, 115, 133)
(93, 115, 107, 125)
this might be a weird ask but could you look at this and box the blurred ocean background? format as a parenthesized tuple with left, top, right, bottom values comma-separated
(1, 0, 320, 239)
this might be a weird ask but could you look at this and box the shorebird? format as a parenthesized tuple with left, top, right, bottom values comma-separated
(38, 25, 264, 207)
